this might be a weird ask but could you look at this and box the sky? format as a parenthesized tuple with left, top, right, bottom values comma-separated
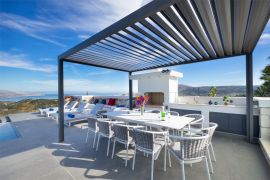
(0, 0, 270, 94)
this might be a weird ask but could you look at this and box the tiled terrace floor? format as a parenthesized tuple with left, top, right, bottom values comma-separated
(0, 113, 269, 180)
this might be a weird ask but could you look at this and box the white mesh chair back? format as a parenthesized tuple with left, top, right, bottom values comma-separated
(203, 122, 218, 143)
(167, 111, 179, 116)
(183, 114, 204, 123)
(112, 124, 129, 142)
(129, 126, 145, 140)
(97, 120, 111, 136)
(170, 133, 209, 160)
(183, 114, 204, 129)
(133, 129, 154, 152)
(87, 117, 97, 132)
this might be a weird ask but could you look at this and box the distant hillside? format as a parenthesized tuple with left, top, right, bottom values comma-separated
(0, 90, 42, 98)
(0, 99, 58, 116)
(179, 85, 259, 96)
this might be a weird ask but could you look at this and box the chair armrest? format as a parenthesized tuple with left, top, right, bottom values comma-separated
(147, 130, 169, 135)
(128, 125, 145, 129)
(111, 121, 126, 124)
(190, 119, 203, 124)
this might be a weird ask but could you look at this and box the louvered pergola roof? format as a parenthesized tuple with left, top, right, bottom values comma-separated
(59, 0, 270, 72)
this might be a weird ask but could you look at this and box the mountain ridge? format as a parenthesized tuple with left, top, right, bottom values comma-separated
(179, 84, 259, 96)
(0, 84, 260, 99)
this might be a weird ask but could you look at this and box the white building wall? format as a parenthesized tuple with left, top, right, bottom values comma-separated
(138, 76, 170, 105)
(130, 70, 182, 107)
(138, 77, 168, 93)
(169, 78, 178, 104)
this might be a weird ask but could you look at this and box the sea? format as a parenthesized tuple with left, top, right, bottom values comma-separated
(0, 94, 59, 102)
(0, 93, 123, 102)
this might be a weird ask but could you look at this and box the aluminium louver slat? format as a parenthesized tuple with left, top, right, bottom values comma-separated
(140, 19, 196, 61)
(161, 6, 209, 58)
(106, 35, 176, 64)
(109, 35, 172, 65)
(115, 32, 180, 64)
(192, 0, 224, 57)
(103, 38, 168, 64)
(98, 40, 173, 70)
(67, 55, 136, 71)
(175, 1, 216, 58)
(150, 13, 203, 60)
(93, 44, 170, 71)
(212, 0, 233, 56)
(94, 43, 167, 67)
(70, 52, 140, 67)
(243, 0, 270, 53)
(70, 52, 154, 71)
(233, 0, 251, 54)
(131, 24, 186, 62)
(82, 48, 157, 67)
(99, 40, 165, 64)
(64, 58, 131, 72)
(123, 28, 177, 64)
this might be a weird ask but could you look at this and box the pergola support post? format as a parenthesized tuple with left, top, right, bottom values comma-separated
(246, 53, 254, 143)
(58, 59, 64, 142)
(129, 72, 133, 110)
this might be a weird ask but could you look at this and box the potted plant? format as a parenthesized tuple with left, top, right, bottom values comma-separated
(223, 96, 230, 105)
(208, 86, 217, 105)
(208, 86, 217, 97)
(135, 95, 149, 115)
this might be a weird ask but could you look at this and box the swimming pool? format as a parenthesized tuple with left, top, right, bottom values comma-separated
(0, 122, 21, 142)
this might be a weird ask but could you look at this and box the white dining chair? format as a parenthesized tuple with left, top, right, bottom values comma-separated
(189, 122, 218, 173)
(96, 119, 114, 156)
(111, 123, 145, 167)
(183, 114, 204, 127)
(168, 132, 211, 180)
(132, 128, 169, 180)
(85, 117, 98, 148)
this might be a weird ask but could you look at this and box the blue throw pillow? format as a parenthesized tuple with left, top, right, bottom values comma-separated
(101, 99, 106, 104)
(116, 105, 125, 107)
(49, 108, 54, 111)
(93, 99, 99, 104)
(68, 114, 75, 118)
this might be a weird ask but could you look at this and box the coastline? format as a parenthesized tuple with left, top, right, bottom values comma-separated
(0, 93, 126, 102)
(0, 94, 58, 102)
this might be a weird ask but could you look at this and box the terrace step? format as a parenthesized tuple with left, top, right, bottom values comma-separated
(259, 138, 270, 166)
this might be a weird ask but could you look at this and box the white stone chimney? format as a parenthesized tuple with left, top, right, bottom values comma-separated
(130, 69, 183, 107)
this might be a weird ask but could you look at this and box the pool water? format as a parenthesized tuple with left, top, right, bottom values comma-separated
(0, 122, 21, 142)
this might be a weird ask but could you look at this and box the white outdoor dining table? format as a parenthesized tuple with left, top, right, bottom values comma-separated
(105, 111, 194, 130)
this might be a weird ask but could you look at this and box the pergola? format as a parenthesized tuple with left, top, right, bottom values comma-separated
(58, 0, 270, 143)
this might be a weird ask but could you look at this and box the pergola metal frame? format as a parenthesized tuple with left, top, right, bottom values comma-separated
(58, 0, 270, 143)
